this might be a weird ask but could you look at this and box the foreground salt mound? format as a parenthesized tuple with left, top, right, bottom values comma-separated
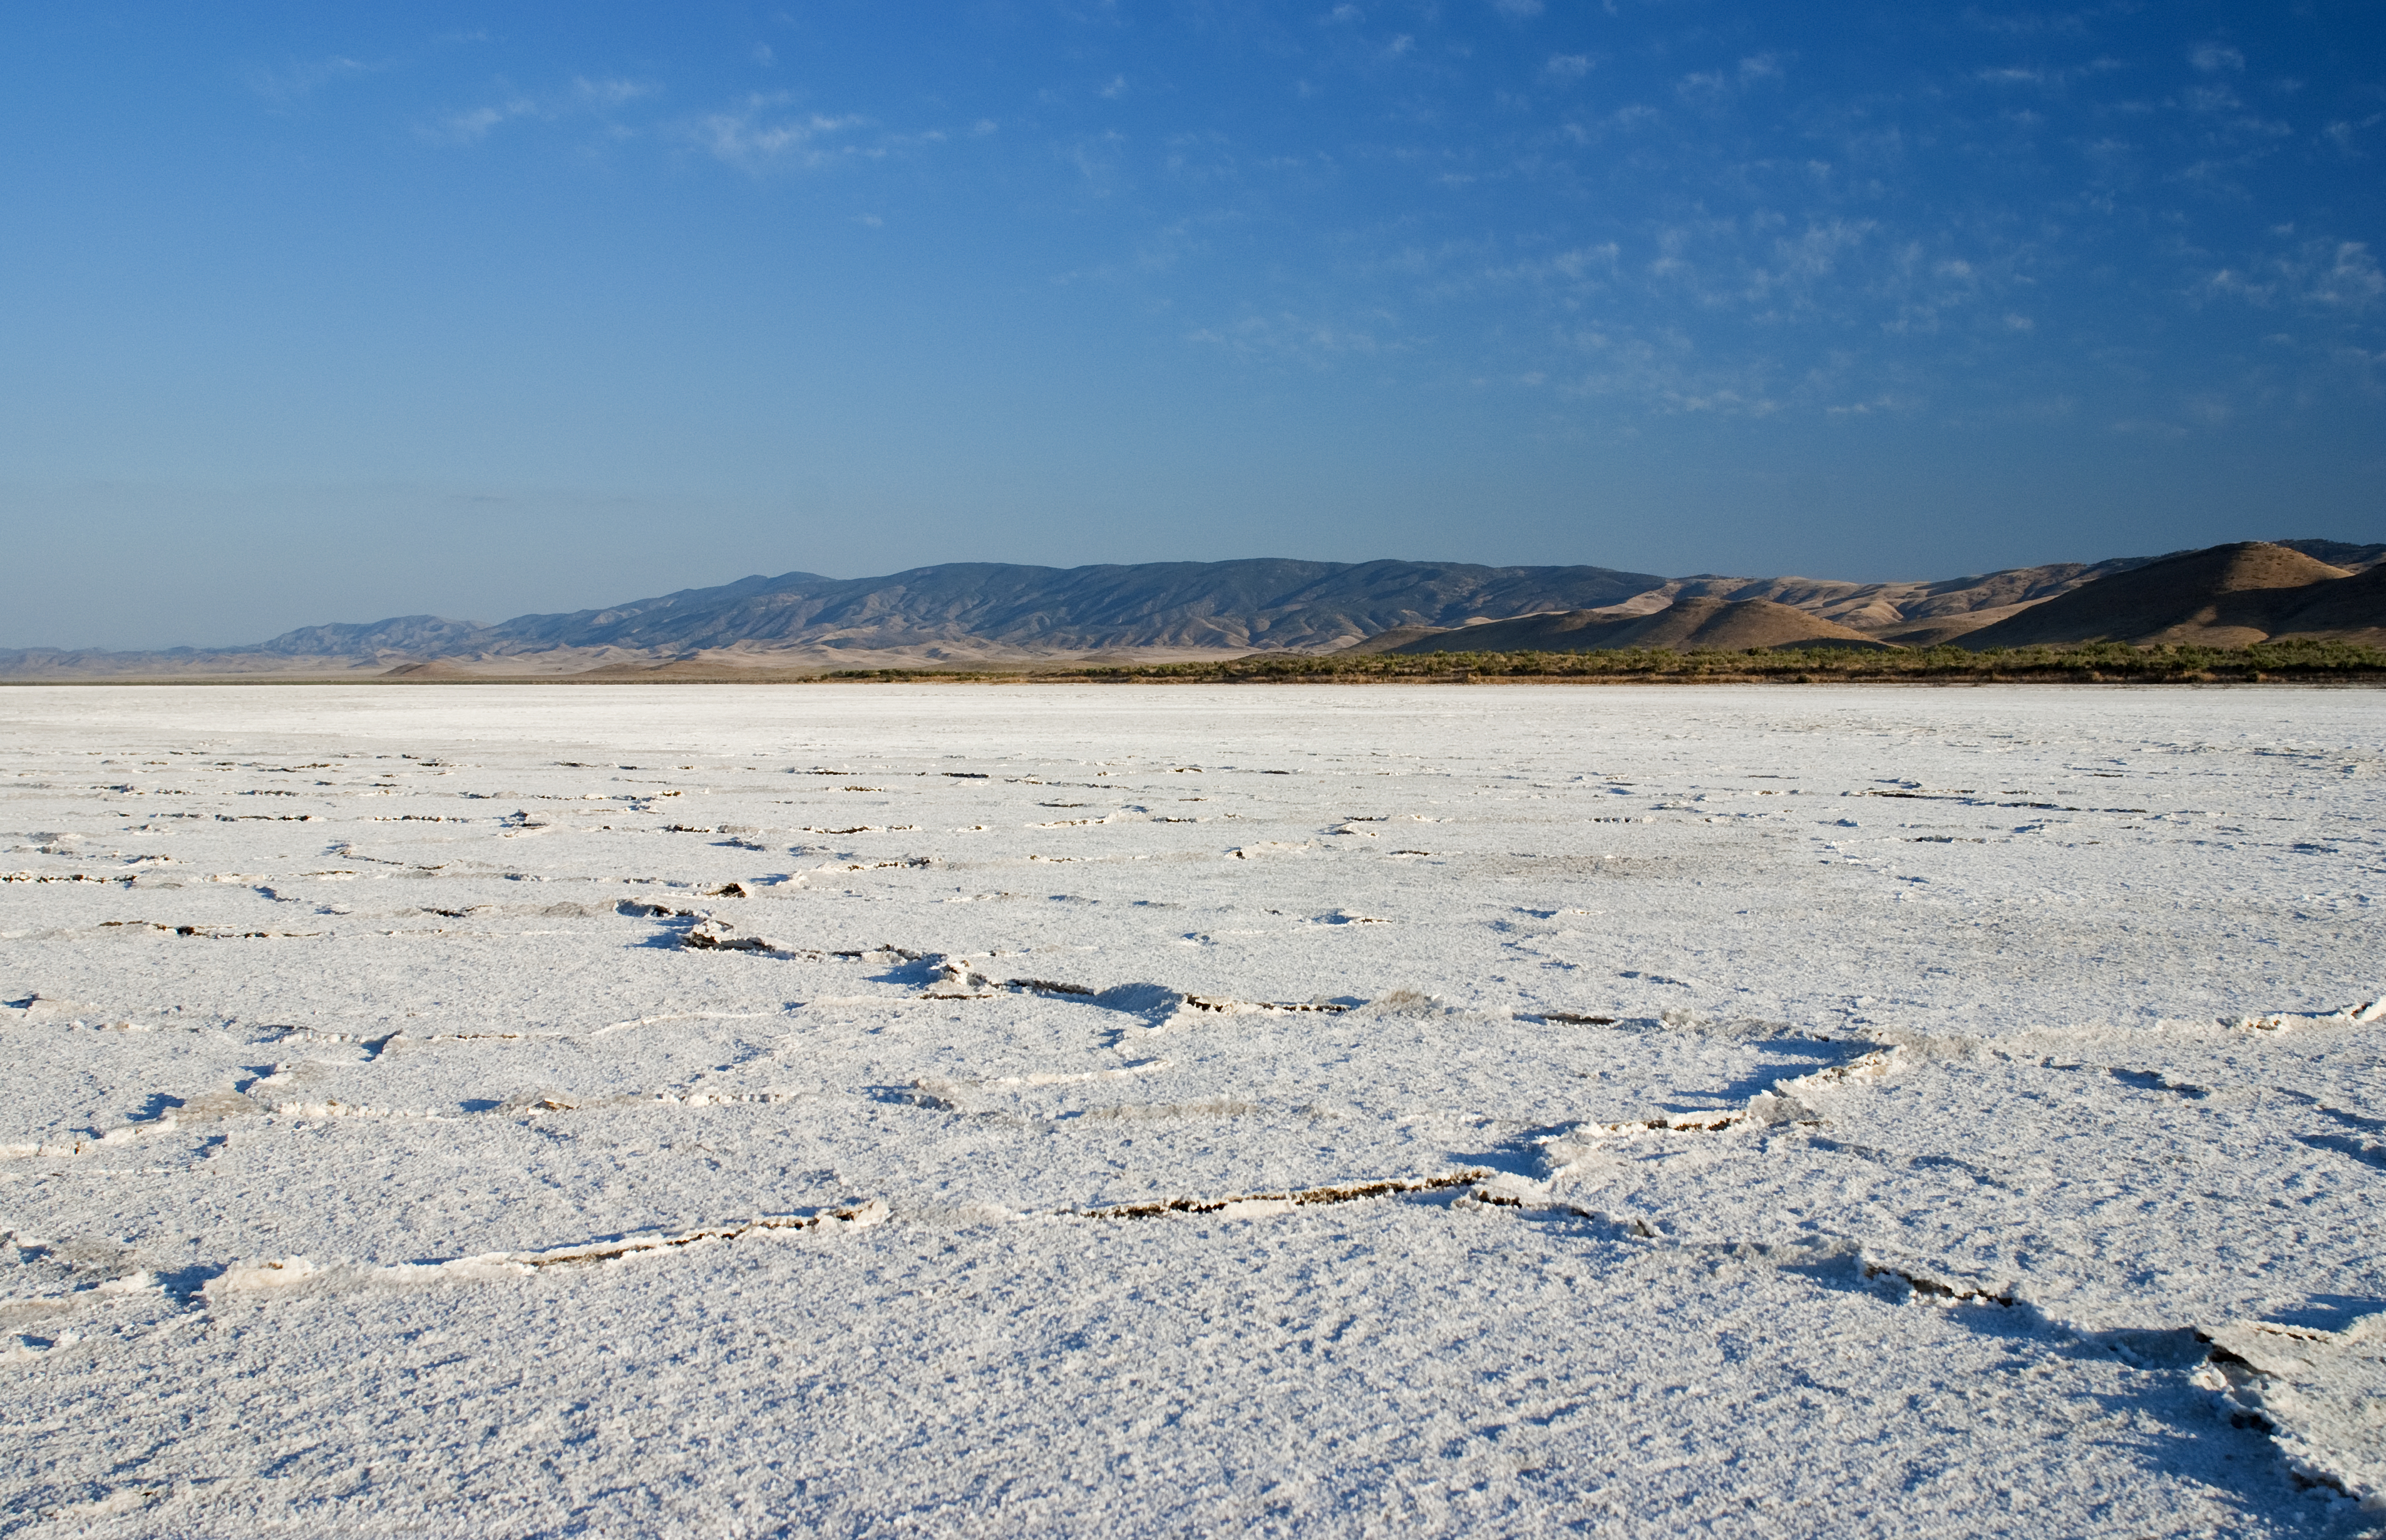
(1, 684, 2380, 1536)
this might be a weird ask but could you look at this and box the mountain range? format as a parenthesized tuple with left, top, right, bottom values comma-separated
(4, 540, 2382, 679)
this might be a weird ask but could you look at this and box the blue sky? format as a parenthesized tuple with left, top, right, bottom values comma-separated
(4, 1, 2381, 648)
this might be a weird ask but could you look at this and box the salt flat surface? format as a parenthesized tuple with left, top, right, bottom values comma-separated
(1, 682, 2380, 1537)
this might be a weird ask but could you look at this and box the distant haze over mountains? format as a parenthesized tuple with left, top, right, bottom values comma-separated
(444, 559, 1669, 655)
(5, 541, 2382, 679)
(7, 560, 1675, 676)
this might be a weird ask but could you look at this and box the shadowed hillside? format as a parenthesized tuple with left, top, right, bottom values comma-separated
(1957, 542, 2362, 648)
(2263, 562, 2386, 644)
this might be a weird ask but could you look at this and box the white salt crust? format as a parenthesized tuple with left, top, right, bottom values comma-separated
(0, 683, 2380, 1537)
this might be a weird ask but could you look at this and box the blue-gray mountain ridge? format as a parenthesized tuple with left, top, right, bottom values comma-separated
(4, 543, 2382, 677)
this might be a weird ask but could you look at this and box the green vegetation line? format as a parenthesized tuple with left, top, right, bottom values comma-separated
(825, 638, 2386, 684)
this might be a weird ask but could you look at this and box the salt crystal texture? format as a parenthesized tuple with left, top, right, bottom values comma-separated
(0, 683, 2379, 1536)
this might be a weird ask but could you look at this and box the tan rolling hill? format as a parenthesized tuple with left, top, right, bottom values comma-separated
(1365, 597, 1889, 655)
(1335, 624, 1472, 655)
(1376, 611, 1637, 653)
(1356, 612, 1615, 655)
(1869, 603, 2051, 647)
(1957, 542, 2357, 649)
(380, 660, 485, 679)
(1633, 559, 2151, 640)
(1613, 597, 1890, 650)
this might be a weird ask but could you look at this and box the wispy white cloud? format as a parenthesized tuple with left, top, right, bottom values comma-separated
(2310, 242, 2384, 311)
(1962, 8, 2089, 38)
(1762, 220, 1874, 290)
(1185, 309, 1412, 366)
(1677, 53, 1784, 103)
(1556, 329, 1786, 418)
(2197, 266, 2272, 305)
(574, 77, 654, 110)
(1549, 243, 1619, 280)
(416, 76, 657, 146)
(1973, 56, 2125, 89)
(244, 54, 386, 103)
(1825, 393, 1916, 416)
(2197, 240, 2383, 317)
(690, 96, 872, 170)
(2189, 43, 2245, 73)
(423, 98, 540, 145)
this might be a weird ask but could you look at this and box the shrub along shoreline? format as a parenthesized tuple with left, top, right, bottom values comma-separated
(26, 638, 2378, 685)
(828, 638, 2386, 685)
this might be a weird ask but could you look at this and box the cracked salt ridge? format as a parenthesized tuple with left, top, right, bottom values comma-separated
(208, 1199, 898, 1296)
(168, 1171, 1536, 1306)
(2239, 998, 2386, 1032)
(664, 913, 1363, 1015)
(96, 921, 324, 939)
(2199, 1317, 2386, 1512)
(1538, 1046, 1898, 1141)
(215, 1178, 1504, 1298)
(1075, 1170, 1486, 1219)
